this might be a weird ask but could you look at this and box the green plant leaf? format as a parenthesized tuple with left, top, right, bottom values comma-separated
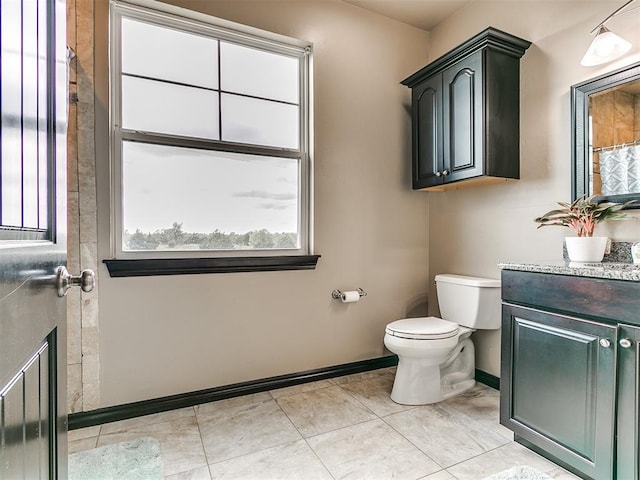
(533, 196, 631, 237)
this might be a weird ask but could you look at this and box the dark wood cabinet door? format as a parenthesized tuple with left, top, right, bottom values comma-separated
(442, 51, 483, 184)
(616, 324, 640, 480)
(501, 304, 616, 480)
(411, 74, 443, 189)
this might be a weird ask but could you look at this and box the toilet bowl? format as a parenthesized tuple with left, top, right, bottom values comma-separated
(384, 274, 500, 405)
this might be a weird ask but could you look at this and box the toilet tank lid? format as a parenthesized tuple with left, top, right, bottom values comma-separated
(435, 273, 500, 288)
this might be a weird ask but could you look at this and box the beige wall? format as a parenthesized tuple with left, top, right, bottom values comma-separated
(426, 1, 640, 376)
(93, 0, 431, 407)
(78, 0, 640, 409)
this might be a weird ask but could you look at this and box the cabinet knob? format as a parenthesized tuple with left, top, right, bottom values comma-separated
(599, 338, 611, 348)
(442, 169, 450, 176)
(435, 171, 442, 177)
(620, 338, 633, 349)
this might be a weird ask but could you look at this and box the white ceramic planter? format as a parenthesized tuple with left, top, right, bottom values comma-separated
(565, 236, 608, 262)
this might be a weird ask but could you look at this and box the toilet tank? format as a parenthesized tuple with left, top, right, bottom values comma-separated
(435, 274, 501, 329)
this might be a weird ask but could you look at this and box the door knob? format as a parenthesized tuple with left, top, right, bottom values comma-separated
(620, 338, 633, 349)
(442, 169, 450, 176)
(435, 171, 442, 177)
(599, 338, 611, 348)
(56, 266, 95, 298)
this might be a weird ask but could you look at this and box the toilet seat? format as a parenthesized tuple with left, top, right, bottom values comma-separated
(385, 316, 459, 340)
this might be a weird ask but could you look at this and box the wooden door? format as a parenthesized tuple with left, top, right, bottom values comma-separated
(500, 304, 616, 480)
(412, 74, 443, 189)
(442, 50, 483, 184)
(0, 0, 69, 477)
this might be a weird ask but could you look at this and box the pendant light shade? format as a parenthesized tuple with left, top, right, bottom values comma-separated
(581, 25, 632, 66)
(580, 0, 637, 66)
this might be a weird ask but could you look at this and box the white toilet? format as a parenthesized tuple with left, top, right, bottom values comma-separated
(384, 273, 501, 405)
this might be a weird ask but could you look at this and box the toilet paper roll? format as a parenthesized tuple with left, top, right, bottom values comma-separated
(341, 291, 360, 303)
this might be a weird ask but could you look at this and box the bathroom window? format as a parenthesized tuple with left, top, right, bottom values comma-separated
(108, 1, 313, 272)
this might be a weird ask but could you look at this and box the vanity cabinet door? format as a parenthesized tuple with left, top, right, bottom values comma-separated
(616, 324, 640, 480)
(411, 74, 443, 189)
(500, 304, 616, 480)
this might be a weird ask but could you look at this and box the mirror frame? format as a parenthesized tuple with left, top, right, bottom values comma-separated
(571, 60, 640, 209)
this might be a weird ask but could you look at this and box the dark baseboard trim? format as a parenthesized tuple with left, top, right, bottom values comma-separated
(69, 355, 398, 430)
(475, 369, 500, 390)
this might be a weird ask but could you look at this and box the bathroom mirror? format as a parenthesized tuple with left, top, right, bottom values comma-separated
(571, 61, 640, 209)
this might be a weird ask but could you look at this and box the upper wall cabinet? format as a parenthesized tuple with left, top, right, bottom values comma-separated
(402, 27, 531, 191)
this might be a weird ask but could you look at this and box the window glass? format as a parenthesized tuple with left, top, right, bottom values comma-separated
(1, 0, 22, 227)
(122, 18, 218, 89)
(122, 76, 219, 139)
(1, 0, 49, 231)
(122, 141, 299, 251)
(37, 0, 48, 230)
(222, 93, 299, 149)
(22, 0, 39, 228)
(113, 3, 309, 258)
(220, 42, 298, 103)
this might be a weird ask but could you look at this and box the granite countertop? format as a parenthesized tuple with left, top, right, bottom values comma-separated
(499, 261, 640, 282)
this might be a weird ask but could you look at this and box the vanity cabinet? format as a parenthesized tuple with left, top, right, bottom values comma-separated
(501, 303, 616, 480)
(500, 269, 640, 480)
(402, 27, 530, 191)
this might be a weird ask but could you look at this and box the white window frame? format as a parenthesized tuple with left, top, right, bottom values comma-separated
(109, 0, 312, 260)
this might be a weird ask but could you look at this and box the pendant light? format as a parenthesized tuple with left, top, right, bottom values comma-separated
(581, 0, 637, 67)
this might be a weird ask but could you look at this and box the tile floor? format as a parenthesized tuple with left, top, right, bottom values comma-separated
(68, 368, 581, 479)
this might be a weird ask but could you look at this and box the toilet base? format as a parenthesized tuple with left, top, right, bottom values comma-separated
(390, 360, 443, 405)
(390, 338, 476, 405)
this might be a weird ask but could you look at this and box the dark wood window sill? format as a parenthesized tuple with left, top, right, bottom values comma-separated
(103, 255, 321, 277)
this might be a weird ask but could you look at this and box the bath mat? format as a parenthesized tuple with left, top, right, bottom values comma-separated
(483, 465, 553, 480)
(68, 437, 163, 480)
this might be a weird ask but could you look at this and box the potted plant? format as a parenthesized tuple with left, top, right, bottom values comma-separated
(534, 196, 632, 262)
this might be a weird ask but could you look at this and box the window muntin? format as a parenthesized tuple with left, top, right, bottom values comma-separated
(111, 1, 311, 259)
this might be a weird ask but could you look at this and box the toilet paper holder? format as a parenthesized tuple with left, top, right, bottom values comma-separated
(331, 288, 367, 300)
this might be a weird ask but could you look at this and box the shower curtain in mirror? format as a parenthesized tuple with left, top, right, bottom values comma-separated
(599, 145, 640, 195)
